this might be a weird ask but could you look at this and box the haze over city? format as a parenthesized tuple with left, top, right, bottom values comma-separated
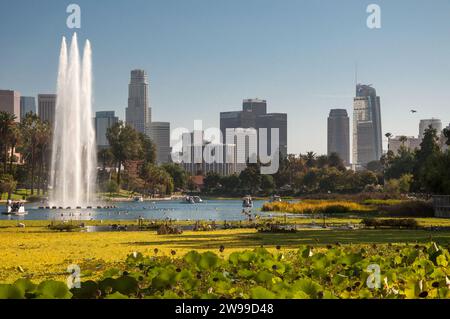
(1, 0, 450, 154)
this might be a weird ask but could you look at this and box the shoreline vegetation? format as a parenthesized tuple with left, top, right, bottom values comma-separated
(262, 200, 371, 215)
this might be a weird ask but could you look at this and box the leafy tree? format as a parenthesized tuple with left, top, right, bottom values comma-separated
(414, 126, 440, 192)
(273, 153, 302, 189)
(419, 152, 450, 195)
(316, 155, 329, 168)
(106, 122, 143, 186)
(366, 160, 383, 174)
(239, 164, 261, 194)
(318, 167, 342, 193)
(384, 148, 415, 180)
(98, 148, 114, 171)
(138, 132, 156, 164)
(384, 179, 401, 195)
(398, 174, 413, 193)
(141, 163, 174, 196)
(220, 174, 240, 194)
(162, 163, 188, 190)
(443, 127, 450, 146)
(106, 179, 119, 197)
(301, 169, 319, 193)
(260, 174, 275, 195)
(327, 152, 345, 170)
(203, 172, 221, 193)
(0, 174, 17, 200)
(355, 171, 378, 191)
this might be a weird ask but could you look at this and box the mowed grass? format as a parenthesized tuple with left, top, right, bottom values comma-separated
(0, 189, 43, 202)
(1, 224, 450, 284)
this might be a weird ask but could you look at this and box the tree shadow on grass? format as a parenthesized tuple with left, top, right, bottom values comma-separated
(122, 229, 450, 251)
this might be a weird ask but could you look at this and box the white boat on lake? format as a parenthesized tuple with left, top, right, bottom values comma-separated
(2, 202, 28, 216)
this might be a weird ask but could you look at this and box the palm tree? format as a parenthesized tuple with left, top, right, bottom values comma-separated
(35, 121, 51, 195)
(0, 112, 17, 173)
(8, 124, 20, 174)
(304, 151, 317, 168)
(18, 113, 42, 194)
(399, 135, 408, 148)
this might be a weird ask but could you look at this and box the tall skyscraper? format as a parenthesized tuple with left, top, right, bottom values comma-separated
(352, 84, 382, 168)
(220, 99, 287, 172)
(419, 119, 442, 140)
(38, 94, 56, 126)
(327, 109, 350, 165)
(0, 90, 21, 121)
(95, 111, 119, 149)
(20, 96, 36, 120)
(242, 98, 267, 116)
(150, 122, 171, 164)
(126, 69, 151, 135)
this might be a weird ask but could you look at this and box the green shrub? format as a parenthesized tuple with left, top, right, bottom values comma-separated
(322, 204, 352, 214)
(48, 223, 82, 232)
(362, 218, 419, 228)
(381, 200, 434, 217)
(362, 199, 405, 206)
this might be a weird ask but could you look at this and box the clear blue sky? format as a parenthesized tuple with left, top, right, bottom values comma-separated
(1, 0, 450, 154)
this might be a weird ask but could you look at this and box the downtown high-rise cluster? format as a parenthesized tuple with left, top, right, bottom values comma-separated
(327, 84, 449, 170)
(0, 68, 289, 177)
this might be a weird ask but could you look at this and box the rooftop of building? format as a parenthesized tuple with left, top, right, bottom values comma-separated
(329, 109, 348, 116)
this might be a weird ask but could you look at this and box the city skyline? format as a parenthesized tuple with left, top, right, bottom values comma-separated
(1, 1, 450, 154)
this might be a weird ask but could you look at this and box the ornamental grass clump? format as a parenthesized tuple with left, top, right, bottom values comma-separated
(262, 201, 369, 214)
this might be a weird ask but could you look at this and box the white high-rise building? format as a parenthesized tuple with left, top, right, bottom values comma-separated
(150, 122, 171, 164)
(126, 69, 151, 135)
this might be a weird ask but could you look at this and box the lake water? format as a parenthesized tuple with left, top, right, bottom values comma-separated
(1, 199, 275, 221)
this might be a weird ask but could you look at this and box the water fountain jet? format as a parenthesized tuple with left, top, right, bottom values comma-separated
(49, 33, 97, 207)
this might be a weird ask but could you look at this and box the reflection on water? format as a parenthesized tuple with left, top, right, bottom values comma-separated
(1, 200, 272, 222)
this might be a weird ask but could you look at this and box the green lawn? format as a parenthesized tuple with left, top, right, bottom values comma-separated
(1, 220, 450, 283)
(0, 189, 45, 202)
